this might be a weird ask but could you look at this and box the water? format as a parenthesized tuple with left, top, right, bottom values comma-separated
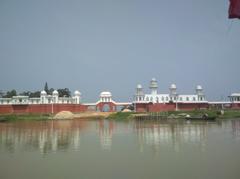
(0, 119, 240, 179)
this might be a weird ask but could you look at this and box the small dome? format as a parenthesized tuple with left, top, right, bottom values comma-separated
(151, 78, 157, 82)
(74, 90, 81, 96)
(170, 84, 177, 89)
(41, 90, 47, 95)
(196, 85, 203, 90)
(137, 84, 142, 89)
(52, 90, 58, 95)
(100, 91, 112, 97)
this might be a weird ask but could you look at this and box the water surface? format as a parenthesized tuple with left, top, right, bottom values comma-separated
(0, 119, 240, 179)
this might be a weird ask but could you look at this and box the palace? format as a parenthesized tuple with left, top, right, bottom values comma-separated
(0, 78, 239, 114)
(134, 78, 209, 112)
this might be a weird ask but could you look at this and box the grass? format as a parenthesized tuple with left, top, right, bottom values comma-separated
(107, 112, 136, 120)
(107, 109, 240, 120)
(0, 113, 51, 122)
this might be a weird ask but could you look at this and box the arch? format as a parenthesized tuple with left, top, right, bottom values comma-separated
(102, 104, 111, 112)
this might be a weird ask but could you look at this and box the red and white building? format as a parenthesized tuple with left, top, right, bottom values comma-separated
(134, 78, 209, 112)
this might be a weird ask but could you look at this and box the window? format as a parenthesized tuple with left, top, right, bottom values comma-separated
(146, 97, 149, 101)
(150, 97, 153, 102)
(179, 97, 182, 101)
(166, 97, 169, 101)
(162, 96, 164, 101)
(156, 97, 159, 103)
(193, 97, 196, 101)
(186, 97, 189, 101)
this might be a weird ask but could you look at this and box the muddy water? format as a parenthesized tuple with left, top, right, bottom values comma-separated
(0, 119, 240, 179)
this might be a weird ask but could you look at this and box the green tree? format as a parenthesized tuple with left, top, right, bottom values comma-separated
(57, 88, 71, 97)
(44, 82, 49, 94)
(29, 91, 41, 98)
(4, 89, 17, 98)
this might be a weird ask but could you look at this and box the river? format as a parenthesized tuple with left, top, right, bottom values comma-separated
(0, 119, 240, 179)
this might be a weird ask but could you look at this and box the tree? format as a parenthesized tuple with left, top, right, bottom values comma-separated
(19, 91, 31, 96)
(29, 91, 41, 98)
(44, 82, 49, 94)
(0, 90, 4, 97)
(57, 88, 71, 97)
(4, 89, 17, 98)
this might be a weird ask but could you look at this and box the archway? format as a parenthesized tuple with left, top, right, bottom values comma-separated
(102, 104, 111, 112)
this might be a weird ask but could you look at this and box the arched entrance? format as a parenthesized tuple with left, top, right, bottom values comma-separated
(102, 104, 111, 112)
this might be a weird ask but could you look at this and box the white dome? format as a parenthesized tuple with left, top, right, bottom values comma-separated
(137, 84, 142, 89)
(74, 90, 81, 96)
(52, 90, 58, 95)
(196, 85, 203, 90)
(100, 91, 112, 97)
(170, 84, 177, 89)
(151, 78, 157, 82)
(41, 90, 47, 95)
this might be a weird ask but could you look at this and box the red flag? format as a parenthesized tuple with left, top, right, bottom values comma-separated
(229, 0, 240, 19)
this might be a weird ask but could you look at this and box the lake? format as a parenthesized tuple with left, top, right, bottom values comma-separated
(0, 119, 240, 179)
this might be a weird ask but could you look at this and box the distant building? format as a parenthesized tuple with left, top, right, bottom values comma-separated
(134, 78, 208, 112)
(0, 90, 81, 105)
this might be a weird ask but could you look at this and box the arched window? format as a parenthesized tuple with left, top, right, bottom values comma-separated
(150, 97, 153, 102)
(146, 97, 149, 101)
(166, 97, 169, 101)
(156, 97, 159, 103)
(162, 96, 164, 101)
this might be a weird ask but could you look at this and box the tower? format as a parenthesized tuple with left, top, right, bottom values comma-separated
(135, 84, 144, 102)
(169, 84, 177, 98)
(40, 90, 47, 104)
(149, 78, 158, 95)
(196, 85, 205, 101)
(52, 90, 59, 103)
(74, 90, 81, 104)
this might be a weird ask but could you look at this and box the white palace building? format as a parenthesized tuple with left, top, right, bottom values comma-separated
(134, 78, 207, 104)
(0, 90, 81, 105)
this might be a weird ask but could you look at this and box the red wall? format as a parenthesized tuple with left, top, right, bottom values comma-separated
(136, 103, 209, 112)
(231, 103, 240, 109)
(0, 104, 88, 114)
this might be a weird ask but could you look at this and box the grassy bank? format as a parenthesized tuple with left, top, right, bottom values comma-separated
(107, 109, 240, 120)
(107, 112, 136, 120)
(0, 114, 51, 122)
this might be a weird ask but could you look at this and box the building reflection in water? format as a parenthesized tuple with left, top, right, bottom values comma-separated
(134, 121, 210, 154)
(0, 119, 238, 155)
(232, 120, 240, 140)
(98, 120, 114, 151)
(0, 120, 87, 154)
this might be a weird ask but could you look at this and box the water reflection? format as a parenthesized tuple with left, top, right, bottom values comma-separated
(0, 119, 238, 155)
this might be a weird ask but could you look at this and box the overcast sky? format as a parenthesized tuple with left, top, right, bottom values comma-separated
(0, 0, 239, 102)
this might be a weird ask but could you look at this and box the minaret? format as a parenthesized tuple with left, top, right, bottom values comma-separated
(169, 84, 177, 97)
(135, 84, 144, 102)
(52, 90, 59, 103)
(149, 78, 158, 95)
(40, 90, 47, 104)
(196, 85, 205, 101)
(74, 90, 81, 104)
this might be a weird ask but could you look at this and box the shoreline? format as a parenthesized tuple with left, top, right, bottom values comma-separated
(1, 109, 240, 122)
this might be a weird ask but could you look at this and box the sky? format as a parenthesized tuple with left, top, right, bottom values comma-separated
(0, 0, 239, 102)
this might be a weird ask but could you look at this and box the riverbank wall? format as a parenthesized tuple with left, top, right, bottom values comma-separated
(0, 104, 88, 114)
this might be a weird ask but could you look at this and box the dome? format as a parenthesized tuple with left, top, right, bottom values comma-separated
(100, 91, 112, 97)
(196, 85, 203, 90)
(137, 84, 142, 89)
(151, 78, 157, 82)
(52, 90, 59, 95)
(40, 90, 47, 95)
(74, 90, 81, 96)
(150, 78, 158, 88)
(170, 84, 177, 89)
